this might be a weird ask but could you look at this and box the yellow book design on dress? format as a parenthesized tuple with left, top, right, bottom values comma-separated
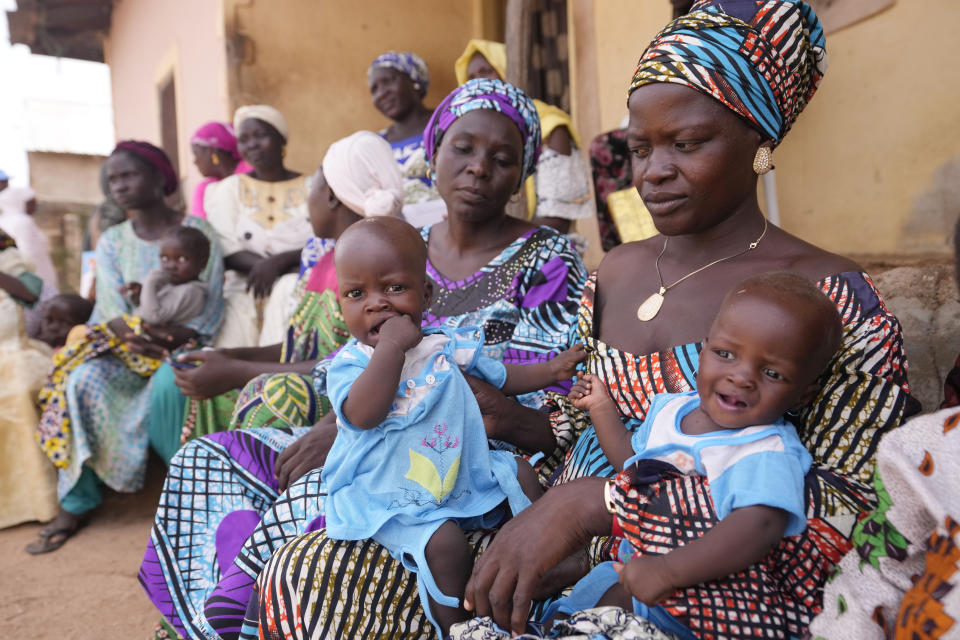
(607, 187, 658, 243)
(405, 449, 460, 503)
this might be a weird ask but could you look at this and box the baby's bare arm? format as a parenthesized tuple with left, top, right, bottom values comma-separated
(569, 374, 634, 471)
(616, 505, 788, 605)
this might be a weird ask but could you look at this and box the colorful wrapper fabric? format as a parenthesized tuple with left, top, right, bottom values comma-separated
(190, 121, 240, 160)
(423, 78, 541, 184)
(36, 315, 164, 469)
(113, 140, 179, 196)
(629, 0, 827, 144)
(367, 50, 430, 95)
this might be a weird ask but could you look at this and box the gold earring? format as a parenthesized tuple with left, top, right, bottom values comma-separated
(753, 147, 772, 175)
(211, 152, 220, 166)
(281, 147, 286, 159)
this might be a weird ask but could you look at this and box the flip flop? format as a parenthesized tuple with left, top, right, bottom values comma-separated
(25, 519, 81, 554)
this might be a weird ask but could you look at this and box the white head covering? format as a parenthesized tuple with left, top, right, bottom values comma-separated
(321, 131, 403, 217)
(233, 105, 290, 142)
(0, 186, 36, 215)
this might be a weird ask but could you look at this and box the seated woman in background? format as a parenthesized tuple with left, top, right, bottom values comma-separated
(455, 40, 594, 240)
(189, 121, 244, 219)
(144, 130, 403, 462)
(139, 79, 587, 640)
(368, 50, 440, 206)
(26, 141, 224, 554)
(0, 185, 59, 333)
(809, 216, 960, 639)
(0, 230, 58, 530)
(205, 105, 313, 348)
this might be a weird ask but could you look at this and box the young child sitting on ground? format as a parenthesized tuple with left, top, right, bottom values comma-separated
(36, 293, 94, 348)
(322, 217, 584, 636)
(119, 226, 210, 325)
(566, 271, 842, 637)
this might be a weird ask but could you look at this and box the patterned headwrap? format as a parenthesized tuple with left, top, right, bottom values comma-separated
(629, 0, 827, 145)
(190, 121, 240, 159)
(367, 51, 430, 97)
(112, 140, 178, 195)
(423, 78, 541, 185)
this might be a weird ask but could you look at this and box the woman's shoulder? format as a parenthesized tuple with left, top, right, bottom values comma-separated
(595, 235, 663, 281)
(766, 227, 863, 281)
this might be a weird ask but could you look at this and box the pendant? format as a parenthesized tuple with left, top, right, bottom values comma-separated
(636, 287, 666, 322)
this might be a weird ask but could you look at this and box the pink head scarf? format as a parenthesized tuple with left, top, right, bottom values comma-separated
(190, 122, 240, 160)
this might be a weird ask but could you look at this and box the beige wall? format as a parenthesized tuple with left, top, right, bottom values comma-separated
(104, 0, 231, 202)
(27, 152, 106, 204)
(585, 0, 960, 256)
(225, 0, 483, 175)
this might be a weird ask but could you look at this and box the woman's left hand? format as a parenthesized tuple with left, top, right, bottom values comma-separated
(107, 317, 169, 359)
(143, 323, 197, 351)
(246, 254, 287, 298)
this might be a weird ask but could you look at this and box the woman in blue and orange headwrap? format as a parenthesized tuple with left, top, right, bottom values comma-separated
(456, 2, 914, 639)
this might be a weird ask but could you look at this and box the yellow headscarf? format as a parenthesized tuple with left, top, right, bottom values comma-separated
(454, 40, 581, 218)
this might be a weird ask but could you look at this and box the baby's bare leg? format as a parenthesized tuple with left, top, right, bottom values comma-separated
(424, 520, 472, 635)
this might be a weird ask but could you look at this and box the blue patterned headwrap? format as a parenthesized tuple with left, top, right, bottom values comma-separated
(367, 51, 430, 97)
(423, 78, 541, 185)
(629, 0, 827, 145)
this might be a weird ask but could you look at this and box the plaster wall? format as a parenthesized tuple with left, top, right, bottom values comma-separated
(103, 0, 231, 201)
(225, 0, 479, 174)
(587, 0, 960, 256)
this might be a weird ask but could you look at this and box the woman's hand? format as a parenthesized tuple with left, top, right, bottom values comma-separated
(246, 254, 286, 298)
(464, 477, 611, 635)
(549, 344, 586, 382)
(143, 323, 197, 351)
(245, 250, 300, 298)
(107, 316, 168, 359)
(464, 374, 556, 453)
(118, 281, 142, 306)
(274, 413, 338, 492)
(172, 349, 251, 398)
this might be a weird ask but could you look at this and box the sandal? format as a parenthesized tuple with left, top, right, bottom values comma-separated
(25, 515, 82, 554)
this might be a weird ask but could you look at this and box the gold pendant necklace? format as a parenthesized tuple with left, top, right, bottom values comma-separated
(636, 216, 768, 322)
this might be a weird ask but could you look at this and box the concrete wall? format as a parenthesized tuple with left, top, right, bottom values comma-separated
(103, 0, 231, 202)
(584, 0, 960, 257)
(224, 0, 481, 175)
(28, 152, 105, 205)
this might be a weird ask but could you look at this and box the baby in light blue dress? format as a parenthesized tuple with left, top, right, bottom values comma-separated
(321, 217, 583, 636)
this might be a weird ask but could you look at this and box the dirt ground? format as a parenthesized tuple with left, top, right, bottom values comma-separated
(0, 456, 165, 639)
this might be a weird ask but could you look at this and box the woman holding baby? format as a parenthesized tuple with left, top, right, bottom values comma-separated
(248, 2, 914, 639)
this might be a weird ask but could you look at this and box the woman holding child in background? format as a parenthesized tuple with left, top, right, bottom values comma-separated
(253, 2, 915, 638)
(205, 105, 313, 348)
(140, 79, 588, 640)
(25, 141, 224, 554)
(145, 130, 403, 462)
